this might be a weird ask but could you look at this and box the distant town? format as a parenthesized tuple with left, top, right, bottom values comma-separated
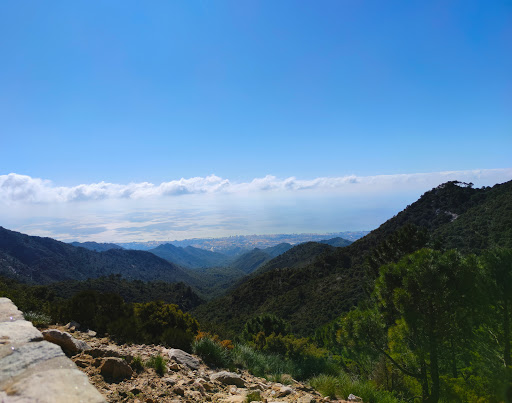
(116, 231, 369, 254)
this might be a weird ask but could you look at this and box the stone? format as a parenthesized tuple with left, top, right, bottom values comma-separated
(168, 362, 180, 370)
(3, 368, 105, 402)
(173, 385, 185, 396)
(0, 341, 65, 383)
(210, 371, 245, 387)
(167, 348, 200, 370)
(163, 377, 177, 386)
(87, 346, 122, 358)
(297, 396, 317, 403)
(0, 320, 43, 344)
(42, 329, 91, 355)
(348, 393, 363, 402)
(277, 386, 293, 397)
(0, 298, 24, 322)
(100, 357, 133, 381)
(66, 320, 81, 331)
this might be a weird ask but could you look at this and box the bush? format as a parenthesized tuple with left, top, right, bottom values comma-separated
(192, 336, 231, 368)
(145, 354, 167, 376)
(131, 355, 144, 372)
(134, 301, 199, 351)
(23, 311, 51, 327)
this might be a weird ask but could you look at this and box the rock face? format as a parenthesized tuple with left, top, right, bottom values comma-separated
(167, 348, 201, 370)
(210, 371, 246, 387)
(100, 357, 133, 380)
(0, 297, 105, 402)
(42, 328, 91, 355)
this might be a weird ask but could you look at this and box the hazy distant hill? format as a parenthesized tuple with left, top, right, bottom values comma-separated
(318, 237, 353, 247)
(229, 243, 294, 274)
(117, 232, 368, 253)
(0, 227, 195, 285)
(148, 243, 232, 269)
(193, 180, 512, 337)
(70, 241, 124, 252)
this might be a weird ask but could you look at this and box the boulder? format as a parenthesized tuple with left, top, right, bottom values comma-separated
(167, 348, 200, 370)
(100, 357, 133, 380)
(42, 329, 90, 355)
(277, 386, 293, 397)
(211, 371, 245, 387)
(348, 394, 363, 402)
(65, 321, 81, 331)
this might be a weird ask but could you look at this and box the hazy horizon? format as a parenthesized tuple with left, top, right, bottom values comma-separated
(1, 169, 510, 243)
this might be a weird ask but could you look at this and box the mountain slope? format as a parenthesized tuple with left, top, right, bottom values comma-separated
(70, 241, 124, 252)
(148, 243, 231, 269)
(0, 227, 195, 285)
(193, 180, 512, 337)
(319, 237, 353, 247)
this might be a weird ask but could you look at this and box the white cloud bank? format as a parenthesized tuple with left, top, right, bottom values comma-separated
(1, 169, 511, 204)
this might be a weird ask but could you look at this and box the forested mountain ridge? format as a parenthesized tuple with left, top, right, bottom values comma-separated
(193, 180, 512, 337)
(0, 226, 195, 285)
(70, 241, 124, 252)
(148, 243, 232, 269)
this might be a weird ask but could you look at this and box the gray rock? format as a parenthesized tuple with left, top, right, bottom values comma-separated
(0, 299, 23, 322)
(0, 341, 65, 383)
(277, 386, 293, 397)
(42, 329, 90, 355)
(65, 320, 81, 331)
(87, 346, 122, 358)
(0, 320, 43, 344)
(210, 371, 245, 387)
(100, 357, 133, 380)
(168, 348, 200, 370)
(4, 368, 105, 402)
(348, 394, 363, 402)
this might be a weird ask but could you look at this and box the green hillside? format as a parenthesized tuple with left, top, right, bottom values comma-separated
(193, 180, 512, 337)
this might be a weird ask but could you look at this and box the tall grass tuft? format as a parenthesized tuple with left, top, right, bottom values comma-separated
(310, 372, 401, 403)
(192, 336, 231, 368)
(145, 354, 167, 376)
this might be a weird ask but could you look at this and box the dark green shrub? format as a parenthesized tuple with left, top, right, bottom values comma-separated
(131, 355, 144, 372)
(23, 311, 51, 327)
(134, 301, 199, 351)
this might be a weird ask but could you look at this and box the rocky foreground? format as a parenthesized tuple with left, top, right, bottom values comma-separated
(42, 324, 361, 403)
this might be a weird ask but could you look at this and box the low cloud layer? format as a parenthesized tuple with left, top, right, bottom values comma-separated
(1, 169, 511, 204)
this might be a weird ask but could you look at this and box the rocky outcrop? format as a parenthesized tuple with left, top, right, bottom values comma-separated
(0, 298, 105, 402)
(167, 348, 201, 370)
(42, 328, 91, 355)
(210, 371, 245, 387)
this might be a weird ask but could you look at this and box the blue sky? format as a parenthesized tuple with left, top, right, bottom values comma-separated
(0, 1, 510, 241)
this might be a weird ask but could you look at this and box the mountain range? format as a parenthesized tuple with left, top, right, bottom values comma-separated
(1, 179, 511, 338)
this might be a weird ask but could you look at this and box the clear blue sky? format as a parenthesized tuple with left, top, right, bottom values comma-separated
(0, 1, 511, 241)
(0, 0, 510, 185)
